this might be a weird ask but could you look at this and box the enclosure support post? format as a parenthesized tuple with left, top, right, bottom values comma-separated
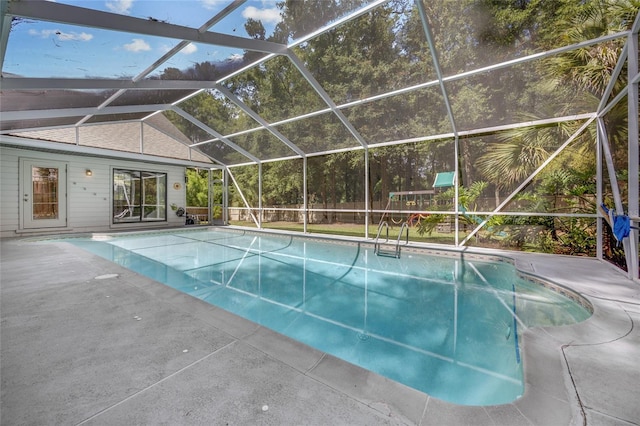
(598, 118, 633, 278)
(223, 168, 229, 225)
(258, 162, 263, 229)
(596, 125, 603, 260)
(454, 136, 460, 246)
(207, 168, 212, 225)
(594, 39, 628, 261)
(303, 157, 308, 234)
(365, 148, 369, 239)
(628, 26, 639, 281)
(416, 0, 459, 245)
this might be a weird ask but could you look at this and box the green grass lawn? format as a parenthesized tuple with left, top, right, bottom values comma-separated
(223, 220, 587, 255)
(228, 220, 457, 244)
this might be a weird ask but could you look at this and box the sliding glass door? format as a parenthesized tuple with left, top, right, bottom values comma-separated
(113, 169, 166, 223)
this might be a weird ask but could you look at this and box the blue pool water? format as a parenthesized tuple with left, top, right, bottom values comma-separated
(66, 228, 591, 406)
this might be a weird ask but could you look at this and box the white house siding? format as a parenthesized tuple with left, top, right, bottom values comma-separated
(0, 146, 188, 238)
(0, 150, 20, 234)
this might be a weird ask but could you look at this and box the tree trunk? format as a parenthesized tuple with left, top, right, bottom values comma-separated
(331, 169, 337, 223)
(460, 141, 473, 187)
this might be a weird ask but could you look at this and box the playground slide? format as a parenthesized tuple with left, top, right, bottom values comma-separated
(459, 206, 505, 236)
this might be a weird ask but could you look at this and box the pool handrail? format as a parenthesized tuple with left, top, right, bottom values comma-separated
(396, 221, 410, 256)
(374, 221, 390, 255)
(375, 221, 409, 258)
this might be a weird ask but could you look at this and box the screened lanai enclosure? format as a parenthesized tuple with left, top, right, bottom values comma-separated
(1, 0, 638, 280)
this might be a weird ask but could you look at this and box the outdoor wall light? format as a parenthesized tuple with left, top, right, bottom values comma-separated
(85, 169, 93, 176)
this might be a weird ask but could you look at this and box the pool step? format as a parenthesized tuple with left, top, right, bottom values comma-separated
(376, 243, 401, 258)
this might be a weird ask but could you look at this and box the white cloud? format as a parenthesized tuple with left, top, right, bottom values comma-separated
(106, 0, 134, 15)
(179, 43, 198, 55)
(242, 5, 282, 24)
(123, 38, 151, 52)
(28, 29, 93, 42)
(200, 0, 225, 10)
(228, 53, 243, 62)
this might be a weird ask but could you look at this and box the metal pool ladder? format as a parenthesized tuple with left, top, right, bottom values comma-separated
(374, 221, 409, 258)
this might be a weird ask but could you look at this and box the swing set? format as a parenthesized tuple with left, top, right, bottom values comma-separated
(378, 172, 455, 228)
(382, 190, 435, 226)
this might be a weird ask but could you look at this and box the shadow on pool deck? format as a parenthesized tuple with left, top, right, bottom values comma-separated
(1, 234, 639, 425)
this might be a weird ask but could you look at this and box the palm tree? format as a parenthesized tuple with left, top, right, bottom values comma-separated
(475, 0, 637, 206)
(542, 0, 635, 157)
(475, 123, 556, 197)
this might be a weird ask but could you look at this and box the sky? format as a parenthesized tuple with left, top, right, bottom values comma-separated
(3, 0, 283, 79)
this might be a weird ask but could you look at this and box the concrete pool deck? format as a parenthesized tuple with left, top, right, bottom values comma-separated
(1, 231, 639, 425)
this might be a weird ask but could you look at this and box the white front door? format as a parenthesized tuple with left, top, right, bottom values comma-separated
(21, 159, 68, 229)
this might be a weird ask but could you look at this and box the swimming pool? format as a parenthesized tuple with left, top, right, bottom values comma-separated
(66, 228, 591, 406)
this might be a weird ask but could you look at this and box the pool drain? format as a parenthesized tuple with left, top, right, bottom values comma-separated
(357, 332, 370, 341)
